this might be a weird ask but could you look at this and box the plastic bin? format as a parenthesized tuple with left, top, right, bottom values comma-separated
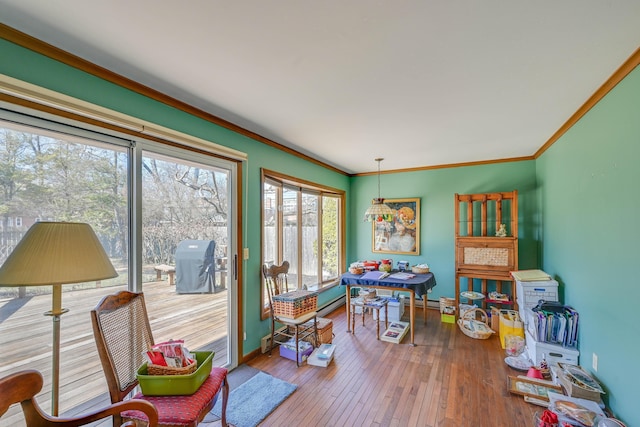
(136, 351, 213, 396)
(279, 343, 313, 363)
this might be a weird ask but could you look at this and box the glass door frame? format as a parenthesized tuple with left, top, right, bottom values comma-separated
(131, 140, 239, 369)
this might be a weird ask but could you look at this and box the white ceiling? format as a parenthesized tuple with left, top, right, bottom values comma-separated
(1, 1, 639, 174)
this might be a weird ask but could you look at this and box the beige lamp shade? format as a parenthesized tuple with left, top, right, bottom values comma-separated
(0, 221, 117, 416)
(0, 221, 117, 286)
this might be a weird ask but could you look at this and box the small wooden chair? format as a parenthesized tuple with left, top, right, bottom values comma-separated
(263, 261, 318, 366)
(91, 291, 228, 427)
(0, 369, 158, 427)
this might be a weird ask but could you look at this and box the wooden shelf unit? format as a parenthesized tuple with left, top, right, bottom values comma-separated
(454, 191, 518, 315)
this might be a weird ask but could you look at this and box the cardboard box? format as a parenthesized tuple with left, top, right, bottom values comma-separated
(279, 343, 313, 363)
(490, 307, 500, 332)
(515, 279, 559, 320)
(525, 331, 579, 366)
(556, 367, 602, 402)
(307, 343, 336, 367)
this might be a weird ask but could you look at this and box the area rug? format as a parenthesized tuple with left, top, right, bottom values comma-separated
(210, 371, 297, 427)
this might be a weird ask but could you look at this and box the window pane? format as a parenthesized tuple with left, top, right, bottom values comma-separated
(322, 196, 340, 281)
(141, 150, 230, 366)
(261, 172, 344, 301)
(282, 186, 298, 289)
(263, 181, 278, 267)
(0, 121, 129, 416)
(302, 193, 318, 287)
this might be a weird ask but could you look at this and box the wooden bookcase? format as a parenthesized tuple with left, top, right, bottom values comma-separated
(454, 191, 518, 316)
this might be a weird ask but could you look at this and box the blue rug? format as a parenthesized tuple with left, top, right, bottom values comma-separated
(211, 371, 297, 427)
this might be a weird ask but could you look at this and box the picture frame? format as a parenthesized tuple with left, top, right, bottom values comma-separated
(372, 198, 420, 255)
(507, 375, 562, 402)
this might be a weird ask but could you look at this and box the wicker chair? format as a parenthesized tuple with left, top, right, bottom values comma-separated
(0, 369, 158, 427)
(90, 291, 228, 427)
(263, 261, 318, 367)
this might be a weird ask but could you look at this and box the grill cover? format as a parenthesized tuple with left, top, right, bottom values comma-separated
(175, 240, 215, 294)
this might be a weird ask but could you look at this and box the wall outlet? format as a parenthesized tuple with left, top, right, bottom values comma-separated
(592, 353, 598, 372)
(243, 247, 249, 260)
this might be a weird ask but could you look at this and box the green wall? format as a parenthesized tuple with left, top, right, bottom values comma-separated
(536, 65, 640, 424)
(349, 161, 539, 300)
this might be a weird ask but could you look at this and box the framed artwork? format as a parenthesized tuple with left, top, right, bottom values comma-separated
(507, 376, 562, 401)
(372, 198, 420, 255)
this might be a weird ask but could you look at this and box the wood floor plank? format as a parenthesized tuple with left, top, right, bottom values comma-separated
(233, 307, 540, 427)
(4, 294, 545, 427)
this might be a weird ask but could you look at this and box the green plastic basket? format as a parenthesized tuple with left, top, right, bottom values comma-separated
(136, 351, 213, 396)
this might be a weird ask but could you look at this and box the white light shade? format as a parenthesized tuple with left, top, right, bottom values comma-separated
(0, 221, 117, 286)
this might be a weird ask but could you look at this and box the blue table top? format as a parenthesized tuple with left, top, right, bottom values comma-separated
(339, 271, 436, 297)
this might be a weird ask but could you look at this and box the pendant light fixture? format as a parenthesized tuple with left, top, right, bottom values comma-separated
(363, 158, 395, 222)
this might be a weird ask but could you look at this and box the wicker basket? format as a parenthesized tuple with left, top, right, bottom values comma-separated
(147, 359, 198, 376)
(412, 265, 430, 274)
(272, 290, 318, 319)
(349, 266, 364, 274)
(457, 308, 495, 340)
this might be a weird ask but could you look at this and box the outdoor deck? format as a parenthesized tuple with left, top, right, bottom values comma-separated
(0, 280, 228, 427)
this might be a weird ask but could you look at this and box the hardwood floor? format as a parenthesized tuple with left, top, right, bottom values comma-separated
(207, 305, 539, 427)
(2, 286, 540, 427)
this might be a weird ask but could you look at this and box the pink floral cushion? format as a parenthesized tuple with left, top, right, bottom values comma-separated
(122, 367, 227, 426)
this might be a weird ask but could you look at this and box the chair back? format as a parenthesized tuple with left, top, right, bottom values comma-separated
(91, 291, 154, 404)
(262, 261, 290, 311)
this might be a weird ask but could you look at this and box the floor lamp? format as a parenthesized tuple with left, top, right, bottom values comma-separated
(0, 222, 117, 416)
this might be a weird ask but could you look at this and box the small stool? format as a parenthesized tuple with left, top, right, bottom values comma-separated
(350, 297, 389, 339)
(154, 264, 176, 285)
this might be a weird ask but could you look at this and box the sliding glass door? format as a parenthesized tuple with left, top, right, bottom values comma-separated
(140, 147, 236, 368)
(0, 110, 238, 423)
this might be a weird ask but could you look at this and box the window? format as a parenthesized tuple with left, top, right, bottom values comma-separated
(261, 169, 344, 317)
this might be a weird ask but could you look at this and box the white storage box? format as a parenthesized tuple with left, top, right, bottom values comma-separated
(516, 279, 559, 320)
(307, 343, 336, 368)
(373, 296, 405, 321)
(525, 330, 578, 367)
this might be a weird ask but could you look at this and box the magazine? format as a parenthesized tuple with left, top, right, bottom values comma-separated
(388, 272, 415, 280)
(380, 321, 409, 344)
(360, 270, 389, 280)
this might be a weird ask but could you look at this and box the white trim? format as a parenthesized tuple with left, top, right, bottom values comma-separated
(0, 73, 248, 162)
